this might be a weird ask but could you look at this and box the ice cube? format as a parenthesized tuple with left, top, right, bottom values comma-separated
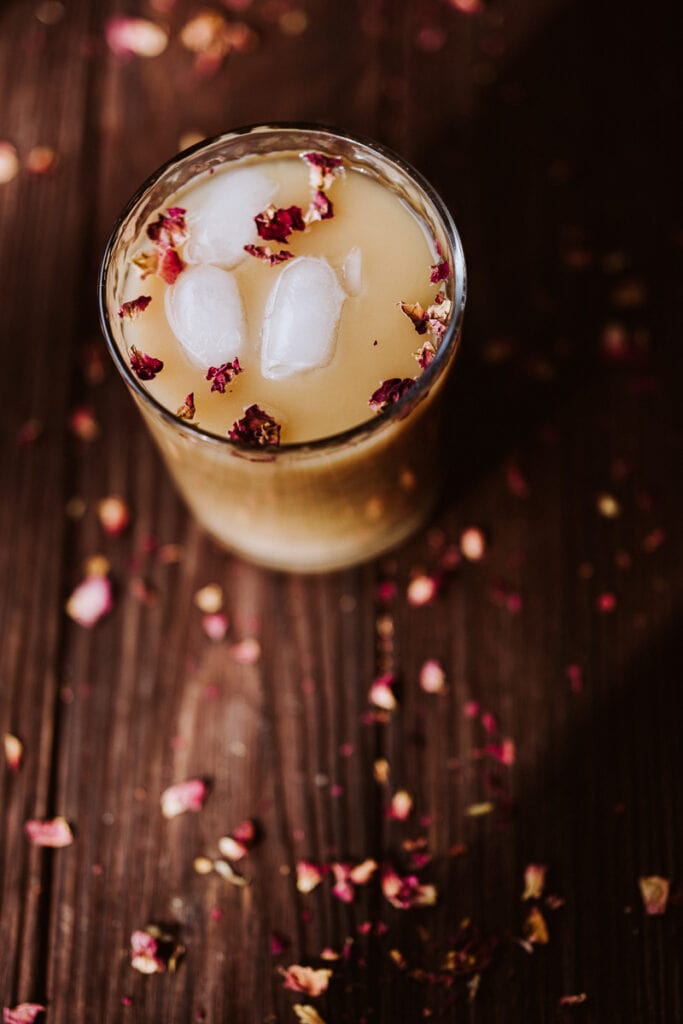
(183, 167, 277, 268)
(342, 246, 363, 297)
(261, 256, 346, 380)
(165, 264, 246, 365)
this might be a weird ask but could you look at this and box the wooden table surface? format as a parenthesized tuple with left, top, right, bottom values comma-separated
(1, 0, 681, 1021)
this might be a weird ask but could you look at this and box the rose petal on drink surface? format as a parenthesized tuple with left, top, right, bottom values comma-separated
(105, 16, 169, 58)
(255, 203, 305, 243)
(429, 243, 450, 283)
(301, 151, 344, 191)
(165, 265, 246, 366)
(244, 243, 294, 265)
(160, 778, 209, 818)
(202, 612, 228, 640)
(261, 256, 346, 379)
(176, 392, 196, 419)
(400, 300, 429, 334)
(228, 405, 280, 447)
(65, 574, 113, 627)
(158, 247, 185, 285)
(558, 994, 588, 1007)
(129, 346, 163, 381)
(118, 295, 152, 320)
(184, 167, 276, 267)
(369, 377, 415, 413)
(24, 816, 73, 847)
(303, 190, 333, 224)
(281, 965, 332, 996)
(2, 1004, 46, 1023)
(206, 357, 242, 394)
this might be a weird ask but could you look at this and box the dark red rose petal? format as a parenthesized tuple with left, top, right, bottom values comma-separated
(129, 345, 163, 381)
(118, 295, 152, 320)
(244, 244, 295, 265)
(206, 358, 242, 394)
(228, 404, 281, 447)
(369, 377, 416, 413)
(255, 204, 305, 243)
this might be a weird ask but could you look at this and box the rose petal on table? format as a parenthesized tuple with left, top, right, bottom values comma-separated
(386, 789, 413, 821)
(160, 778, 209, 818)
(2, 1004, 46, 1023)
(24, 816, 73, 847)
(281, 965, 332, 995)
(97, 496, 130, 535)
(293, 1006, 326, 1024)
(4, 733, 24, 773)
(368, 672, 397, 711)
(0, 141, 20, 184)
(419, 658, 446, 694)
(65, 574, 113, 628)
(638, 875, 670, 915)
(522, 863, 547, 900)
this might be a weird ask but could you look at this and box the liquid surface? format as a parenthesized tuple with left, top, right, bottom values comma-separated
(119, 152, 449, 444)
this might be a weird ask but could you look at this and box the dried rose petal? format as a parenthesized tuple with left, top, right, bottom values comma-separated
(293, 1006, 326, 1024)
(24, 816, 73, 848)
(387, 789, 413, 821)
(146, 207, 187, 249)
(639, 875, 670, 915)
(406, 572, 440, 606)
(419, 658, 446, 694)
(194, 583, 223, 613)
(430, 249, 450, 284)
(304, 189, 334, 224)
(368, 672, 397, 711)
(218, 818, 258, 861)
(281, 965, 332, 996)
(523, 905, 549, 944)
(485, 738, 516, 765)
(331, 863, 355, 903)
(129, 345, 163, 381)
(0, 140, 20, 184)
(106, 16, 168, 57)
(400, 301, 429, 334)
(214, 858, 249, 886)
(158, 246, 185, 285)
(255, 204, 305, 243)
(68, 405, 99, 441)
(131, 250, 159, 279)
(381, 867, 437, 909)
(301, 152, 344, 191)
(97, 495, 130, 535)
(229, 637, 261, 664)
(24, 145, 58, 176)
(118, 295, 152, 320)
(2, 1005, 46, 1024)
(369, 377, 416, 413)
(296, 860, 325, 893)
(177, 392, 196, 420)
(522, 864, 547, 900)
(206, 358, 242, 394)
(4, 734, 24, 773)
(65, 574, 113, 627)
(460, 526, 486, 561)
(160, 778, 209, 819)
(130, 924, 184, 973)
(559, 994, 587, 1007)
(202, 612, 228, 640)
(350, 858, 377, 885)
(244, 243, 295, 265)
(415, 339, 436, 370)
(228, 404, 281, 447)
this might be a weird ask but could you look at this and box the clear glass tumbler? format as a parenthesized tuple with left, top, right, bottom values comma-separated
(99, 124, 466, 573)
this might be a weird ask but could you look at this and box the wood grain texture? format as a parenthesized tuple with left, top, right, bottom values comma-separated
(1, 0, 682, 1020)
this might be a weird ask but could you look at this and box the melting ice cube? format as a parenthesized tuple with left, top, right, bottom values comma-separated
(183, 167, 277, 268)
(165, 264, 245, 366)
(261, 256, 346, 380)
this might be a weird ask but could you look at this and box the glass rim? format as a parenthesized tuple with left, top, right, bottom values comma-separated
(98, 121, 467, 458)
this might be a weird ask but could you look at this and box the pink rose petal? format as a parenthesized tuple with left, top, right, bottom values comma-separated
(24, 816, 73, 848)
(2, 1005, 46, 1024)
(296, 860, 325, 894)
(65, 574, 113, 628)
(160, 778, 208, 819)
(522, 863, 547, 900)
(281, 965, 332, 996)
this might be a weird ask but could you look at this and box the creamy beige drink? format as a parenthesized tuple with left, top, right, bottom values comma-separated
(100, 126, 465, 572)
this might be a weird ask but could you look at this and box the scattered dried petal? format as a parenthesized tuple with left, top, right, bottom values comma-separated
(129, 345, 163, 381)
(465, 801, 494, 817)
(194, 583, 223, 613)
(282, 965, 332, 996)
(415, 339, 436, 370)
(460, 526, 486, 561)
(430, 250, 450, 284)
(255, 204, 305, 243)
(65, 574, 113, 627)
(522, 864, 547, 900)
(177, 392, 196, 419)
(118, 295, 152, 320)
(146, 207, 187, 249)
(228, 404, 281, 447)
(301, 152, 344, 191)
(161, 778, 208, 819)
(368, 672, 397, 711)
(369, 377, 416, 413)
(24, 145, 58, 176)
(400, 301, 429, 335)
(0, 141, 20, 184)
(2, 1004, 46, 1024)
(304, 189, 334, 224)
(597, 493, 621, 518)
(523, 906, 549, 944)
(157, 246, 185, 285)
(214, 858, 249, 886)
(206, 358, 242, 394)
(407, 572, 439, 606)
(130, 924, 184, 974)
(229, 637, 261, 664)
(419, 658, 446, 694)
(381, 868, 437, 909)
(106, 16, 169, 57)
(4, 734, 24, 773)
(68, 405, 99, 441)
(202, 612, 228, 640)
(244, 243, 294, 265)
(293, 1006, 326, 1024)
(387, 789, 413, 821)
(639, 875, 670, 915)
(296, 860, 324, 893)
(97, 495, 130, 535)
(218, 818, 258, 861)
(559, 994, 588, 1006)
(24, 816, 73, 848)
